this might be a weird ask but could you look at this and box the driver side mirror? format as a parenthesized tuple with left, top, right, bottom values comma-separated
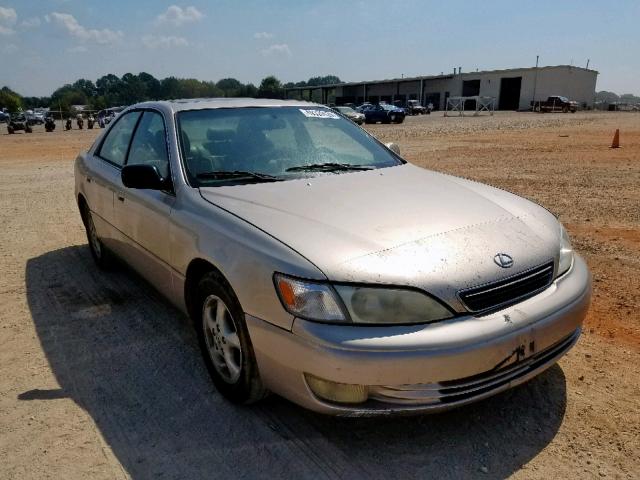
(385, 142, 401, 156)
(121, 164, 171, 190)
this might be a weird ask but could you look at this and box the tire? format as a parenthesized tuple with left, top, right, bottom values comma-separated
(195, 271, 267, 404)
(7, 126, 13, 134)
(562, 106, 569, 113)
(81, 202, 116, 270)
(25, 126, 33, 133)
(389, 114, 396, 123)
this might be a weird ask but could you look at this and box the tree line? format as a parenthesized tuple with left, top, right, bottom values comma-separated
(594, 90, 640, 105)
(0, 74, 341, 114)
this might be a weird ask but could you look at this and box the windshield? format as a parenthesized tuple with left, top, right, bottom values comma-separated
(381, 105, 399, 111)
(177, 106, 402, 186)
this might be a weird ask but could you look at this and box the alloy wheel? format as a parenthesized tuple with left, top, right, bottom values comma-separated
(202, 294, 243, 383)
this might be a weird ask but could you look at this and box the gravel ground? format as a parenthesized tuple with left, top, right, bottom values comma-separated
(0, 112, 638, 479)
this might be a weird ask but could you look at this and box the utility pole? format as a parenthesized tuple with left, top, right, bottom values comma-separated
(532, 55, 539, 110)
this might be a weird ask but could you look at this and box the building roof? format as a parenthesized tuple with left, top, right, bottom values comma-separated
(286, 65, 599, 90)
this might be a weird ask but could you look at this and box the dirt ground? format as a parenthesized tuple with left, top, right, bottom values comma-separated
(0, 111, 638, 479)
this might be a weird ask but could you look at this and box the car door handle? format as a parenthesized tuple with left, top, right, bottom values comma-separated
(117, 194, 125, 202)
(86, 176, 92, 183)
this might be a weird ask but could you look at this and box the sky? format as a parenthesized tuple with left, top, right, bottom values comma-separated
(0, 0, 638, 97)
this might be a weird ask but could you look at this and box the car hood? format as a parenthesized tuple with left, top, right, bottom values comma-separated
(199, 164, 560, 310)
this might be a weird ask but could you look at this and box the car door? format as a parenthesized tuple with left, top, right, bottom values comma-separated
(87, 110, 142, 251)
(372, 105, 385, 122)
(112, 110, 176, 300)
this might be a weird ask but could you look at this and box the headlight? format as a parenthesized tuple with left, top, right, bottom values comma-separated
(274, 274, 453, 324)
(334, 285, 453, 324)
(557, 224, 574, 277)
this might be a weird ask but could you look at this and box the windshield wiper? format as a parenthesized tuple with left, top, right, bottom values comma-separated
(196, 170, 281, 182)
(286, 162, 374, 173)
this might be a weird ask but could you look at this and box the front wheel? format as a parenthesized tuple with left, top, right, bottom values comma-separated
(196, 272, 267, 404)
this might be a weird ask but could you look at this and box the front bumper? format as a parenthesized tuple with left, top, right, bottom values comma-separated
(246, 255, 591, 416)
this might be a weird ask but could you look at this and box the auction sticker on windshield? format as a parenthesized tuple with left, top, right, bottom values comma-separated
(299, 109, 340, 119)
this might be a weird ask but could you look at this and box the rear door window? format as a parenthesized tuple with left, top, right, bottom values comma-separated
(98, 112, 142, 167)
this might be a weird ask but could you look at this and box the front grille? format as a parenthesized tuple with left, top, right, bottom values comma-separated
(369, 328, 579, 406)
(459, 261, 554, 313)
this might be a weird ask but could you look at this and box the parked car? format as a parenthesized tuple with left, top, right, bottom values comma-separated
(532, 96, 578, 113)
(332, 106, 365, 125)
(406, 99, 428, 115)
(364, 104, 406, 124)
(25, 110, 45, 125)
(355, 102, 373, 113)
(98, 107, 124, 127)
(75, 99, 590, 416)
(7, 113, 32, 134)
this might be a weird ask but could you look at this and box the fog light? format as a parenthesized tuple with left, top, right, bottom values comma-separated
(304, 373, 369, 404)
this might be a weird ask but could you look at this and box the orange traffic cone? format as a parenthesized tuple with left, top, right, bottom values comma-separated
(611, 129, 620, 148)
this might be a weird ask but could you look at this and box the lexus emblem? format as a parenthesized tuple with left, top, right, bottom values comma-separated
(494, 253, 514, 268)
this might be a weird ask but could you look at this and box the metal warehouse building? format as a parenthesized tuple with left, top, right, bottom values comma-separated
(285, 65, 598, 111)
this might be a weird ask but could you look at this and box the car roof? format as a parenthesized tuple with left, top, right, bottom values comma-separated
(132, 98, 319, 114)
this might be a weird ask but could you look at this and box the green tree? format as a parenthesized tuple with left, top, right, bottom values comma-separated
(237, 83, 258, 98)
(257, 76, 283, 99)
(160, 77, 180, 99)
(119, 73, 147, 104)
(89, 95, 108, 111)
(0, 86, 23, 111)
(138, 72, 161, 100)
(96, 74, 123, 105)
(216, 78, 243, 97)
(73, 79, 97, 98)
(306, 75, 341, 86)
(22, 96, 50, 110)
(50, 84, 88, 113)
